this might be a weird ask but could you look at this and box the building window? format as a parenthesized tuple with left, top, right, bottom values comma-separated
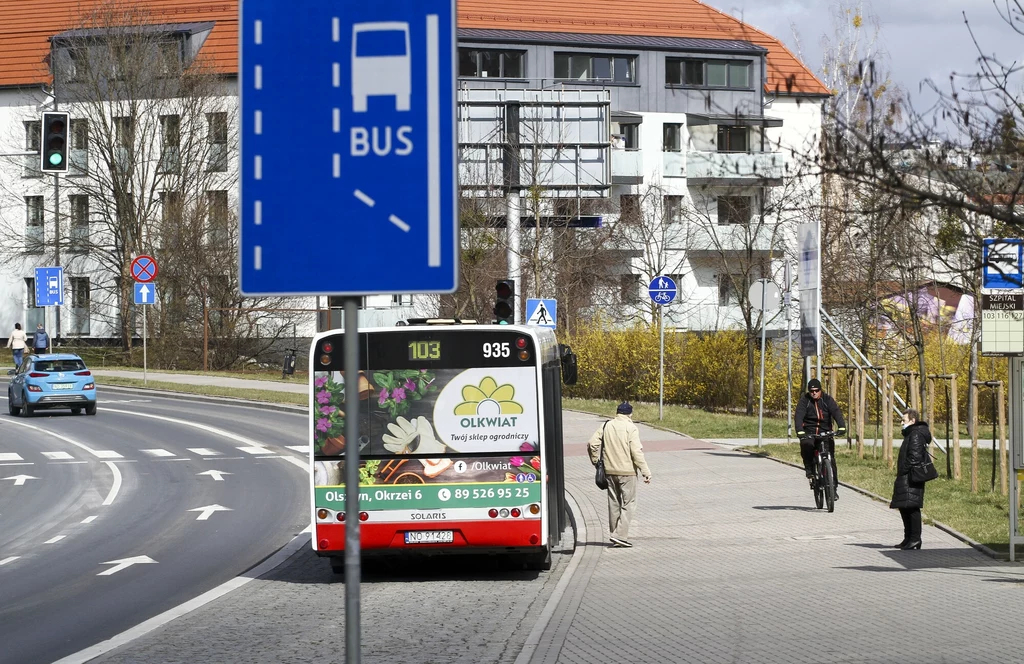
(69, 195, 89, 253)
(620, 274, 640, 304)
(159, 191, 182, 250)
(717, 126, 748, 152)
(666, 58, 751, 89)
(113, 116, 132, 170)
(392, 294, 412, 306)
(458, 49, 524, 78)
(619, 194, 641, 224)
(159, 39, 183, 76)
(25, 196, 44, 253)
(24, 120, 41, 178)
(159, 115, 180, 174)
(664, 195, 684, 222)
(24, 278, 44, 330)
(612, 122, 639, 150)
(555, 53, 635, 83)
(70, 119, 89, 176)
(663, 123, 682, 152)
(718, 274, 747, 305)
(718, 196, 752, 225)
(67, 47, 90, 82)
(207, 190, 230, 247)
(70, 277, 90, 336)
(207, 112, 228, 172)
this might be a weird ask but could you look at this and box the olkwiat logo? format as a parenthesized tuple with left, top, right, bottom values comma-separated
(454, 377, 522, 427)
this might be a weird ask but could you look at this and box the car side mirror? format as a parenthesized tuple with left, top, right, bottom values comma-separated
(7, 369, 15, 376)
(559, 344, 578, 386)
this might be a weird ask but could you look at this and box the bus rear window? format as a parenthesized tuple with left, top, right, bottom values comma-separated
(355, 30, 408, 58)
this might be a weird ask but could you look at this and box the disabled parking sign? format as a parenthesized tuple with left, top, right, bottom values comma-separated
(240, 0, 458, 296)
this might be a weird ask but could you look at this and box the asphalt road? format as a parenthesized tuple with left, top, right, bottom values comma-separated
(0, 388, 310, 664)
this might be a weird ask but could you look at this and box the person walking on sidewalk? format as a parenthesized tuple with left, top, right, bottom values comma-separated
(32, 323, 48, 355)
(794, 378, 846, 497)
(890, 409, 931, 550)
(7, 322, 27, 369)
(587, 401, 652, 548)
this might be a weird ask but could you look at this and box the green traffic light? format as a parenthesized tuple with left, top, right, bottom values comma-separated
(48, 153, 63, 166)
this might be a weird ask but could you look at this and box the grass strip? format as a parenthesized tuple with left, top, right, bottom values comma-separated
(564, 398, 790, 438)
(742, 442, 1014, 550)
(98, 376, 308, 406)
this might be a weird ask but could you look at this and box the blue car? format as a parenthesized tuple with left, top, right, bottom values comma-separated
(7, 353, 97, 416)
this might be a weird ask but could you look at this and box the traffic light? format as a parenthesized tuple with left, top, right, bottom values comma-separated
(40, 111, 69, 173)
(494, 279, 515, 324)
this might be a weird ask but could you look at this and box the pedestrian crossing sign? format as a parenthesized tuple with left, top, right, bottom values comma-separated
(525, 298, 557, 328)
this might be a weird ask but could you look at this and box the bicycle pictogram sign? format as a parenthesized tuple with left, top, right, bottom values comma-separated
(131, 255, 159, 283)
(648, 275, 677, 305)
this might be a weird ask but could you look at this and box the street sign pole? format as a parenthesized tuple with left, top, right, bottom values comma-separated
(143, 305, 147, 386)
(343, 298, 361, 664)
(648, 276, 677, 421)
(757, 279, 768, 447)
(660, 304, 665, 421)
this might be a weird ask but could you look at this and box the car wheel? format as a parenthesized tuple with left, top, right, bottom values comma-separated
(8, 390, 20, 416)
(22, 394, 34, 417)
(71, 407, 82, 415)
(85, 403, 97, 416)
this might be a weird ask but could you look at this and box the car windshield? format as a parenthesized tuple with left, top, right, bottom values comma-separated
(33, 360, 86, 372)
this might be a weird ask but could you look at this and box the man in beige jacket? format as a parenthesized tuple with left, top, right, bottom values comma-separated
(587, 402, 652, 548)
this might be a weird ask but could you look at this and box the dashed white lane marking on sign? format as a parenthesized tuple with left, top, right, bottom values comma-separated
(389, 215, 410, 232)
(354, 190, 375, 207)
(45, 535, 65, 544)
(254, 65, 262, 89)
(141, 449, 174, 457)
(0, 453, 23, 462)
(43, 451, 74, 460)
(254, 200, 262, 225)
(0, 556, 19, 566)
(254, 110, 262, 135)
(254, 20, 263, 44)
(82, 515, 97, 524)
(255, 246, 262, 270)
(254, 155, 262, 180)
(333, 154, 341, 178)
(427, 13, 441, 266)
(332, 17, 340, 42)
(332, 62, 340, 88)
(92, 450, 123, 459)
(187, 448, 220, 457)
(333, 108, 340, 132)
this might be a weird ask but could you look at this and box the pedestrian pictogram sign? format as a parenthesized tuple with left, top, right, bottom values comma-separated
(131, 255, 158, 283)
(525, 299, 557, 328)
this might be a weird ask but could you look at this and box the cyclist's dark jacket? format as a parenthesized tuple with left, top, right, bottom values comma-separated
(794, 392, 846, 436)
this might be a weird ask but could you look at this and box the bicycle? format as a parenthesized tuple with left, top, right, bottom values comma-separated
(810, 431, 837, 512)
(653, 291, 671, 303)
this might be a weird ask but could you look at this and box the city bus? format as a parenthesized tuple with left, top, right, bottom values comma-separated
(310, 322, 576, 571)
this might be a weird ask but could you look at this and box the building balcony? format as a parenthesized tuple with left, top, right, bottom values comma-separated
(683, 223, 780, 252)
(679, 151, 785, 186)
(611, 149, 643, 185)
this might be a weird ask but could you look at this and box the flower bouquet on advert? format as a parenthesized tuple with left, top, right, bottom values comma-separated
(313, 371, 376, 456)
(504, 441, 540, 483)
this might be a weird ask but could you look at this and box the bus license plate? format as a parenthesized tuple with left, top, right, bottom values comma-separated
(405, 530, 454, 544)
(52, 383, 75, 390)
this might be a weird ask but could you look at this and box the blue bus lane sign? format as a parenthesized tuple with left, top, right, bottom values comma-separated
(239, 0, 459, 296)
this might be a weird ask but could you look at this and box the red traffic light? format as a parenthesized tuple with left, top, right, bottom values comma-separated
(496, 282, 513, 299)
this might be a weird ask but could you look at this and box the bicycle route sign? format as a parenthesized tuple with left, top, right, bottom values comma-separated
(130, 255, 158, 283)
(649, 276, 677, 305)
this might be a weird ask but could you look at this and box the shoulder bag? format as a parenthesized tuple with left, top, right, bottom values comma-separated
(910, 452, 939, 483)
(595, 421, 609, 490)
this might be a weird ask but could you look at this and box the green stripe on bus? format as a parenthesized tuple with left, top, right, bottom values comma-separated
(316, 483, 541, 511)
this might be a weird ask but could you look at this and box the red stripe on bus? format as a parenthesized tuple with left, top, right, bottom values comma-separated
(316, 520, 541, 551)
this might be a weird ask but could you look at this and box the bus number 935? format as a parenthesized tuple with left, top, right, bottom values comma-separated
(482, 342, 510, 358)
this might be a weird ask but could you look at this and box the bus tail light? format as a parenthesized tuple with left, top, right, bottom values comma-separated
(515, 337, 527, 349)
(359, 512, 369, 521)
(337, 512, 345, 522)
(529, 534, 539, 545)
(511, 508, 521, 518)
(529, 503, 541, 515)
(518, 350, 530, 361)
(319, 538, 330, 549)
(319, 354, 331, 366)
(499, 508, 510, 518)
(322, 342, 334, 353)
(488, 509, 498, 518)
(317, 509, 330, 520)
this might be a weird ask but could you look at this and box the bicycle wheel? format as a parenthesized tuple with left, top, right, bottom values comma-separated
(823, 459, 835, 513)
(813, 460, 824, 509)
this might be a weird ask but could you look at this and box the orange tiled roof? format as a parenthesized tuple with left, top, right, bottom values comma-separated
(0, 0, 827, 96)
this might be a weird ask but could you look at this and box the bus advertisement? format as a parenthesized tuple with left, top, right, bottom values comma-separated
(310, 324, 573, 571)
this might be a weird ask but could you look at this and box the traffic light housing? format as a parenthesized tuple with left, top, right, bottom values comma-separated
(40, 111, 69, 173)
(494, 279, 515, 324)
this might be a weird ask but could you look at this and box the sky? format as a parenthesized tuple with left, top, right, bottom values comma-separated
(708, 0, 1020, 114)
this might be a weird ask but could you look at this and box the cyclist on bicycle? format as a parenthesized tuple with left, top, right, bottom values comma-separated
(794, 378, 846, 497)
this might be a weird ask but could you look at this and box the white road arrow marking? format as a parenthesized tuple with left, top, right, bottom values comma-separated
(189, 504, 232, 521)
(2, 474, 38, 486)
(197, 470, 232, 482)
(98, 555, 157, 576)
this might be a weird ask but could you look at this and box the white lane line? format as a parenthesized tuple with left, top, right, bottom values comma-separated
(254, 65, 262, 89)
(426, 13, 441, 267)
(141, 449, 175, 457)
(254, 200, 262, 225)
(254, 246, 262, 270)
(389, 214, 410, 232)
(332, 62, 340, 87)
(102, 461, 122, 506)
(45, 535, 66, 544)
(254, 19, 262, 45)
(82, 516, 97, 524)
(0, 453, 24, 461)
(0, 462, 32, 466)
(285, 445, 309, 454)
(333, 153, 341, 178)
(0, 556, 19, 566)
(187, 448, 220, 457)
(238, 447, 273, 455)
(333, 108, 340, 132)
(43, 451, 74, 460)
(332, 17, 340, 42)
(254, 110, 262, 135)
(254, 155, 262, 180)
(354, 189, 375, 207)
(92, 450, 123, 459)
(101, 408, 272, 452)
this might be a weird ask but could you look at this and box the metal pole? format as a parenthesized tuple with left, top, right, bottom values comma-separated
(343, 297, 361, 663)
(659, 303, 664, 421)
(507, 192, 521, 323)
(757, 280, 767, 447)
(142, 304, 147, 385)
(786, 263, 793, 443)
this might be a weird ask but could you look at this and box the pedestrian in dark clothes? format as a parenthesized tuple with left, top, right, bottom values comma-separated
(890, 408, 930, 550)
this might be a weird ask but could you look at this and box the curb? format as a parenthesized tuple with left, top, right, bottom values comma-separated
(737, 448, 1006, 561)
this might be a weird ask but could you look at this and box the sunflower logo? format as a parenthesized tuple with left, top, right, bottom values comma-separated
(454, 377, 523, 416)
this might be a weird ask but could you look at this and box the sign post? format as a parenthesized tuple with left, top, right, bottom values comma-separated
(131, 256, 158, 386)
(649, 276, 678, 420)
(240, 3, 458, 661)
(749, 279, 782, 447)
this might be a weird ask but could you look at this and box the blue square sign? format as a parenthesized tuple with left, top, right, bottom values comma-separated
(134, 282, 156, 305)
(34, 267, 63, 307)
(239, 0, 458, 296)
(983, 238, 1024, 289)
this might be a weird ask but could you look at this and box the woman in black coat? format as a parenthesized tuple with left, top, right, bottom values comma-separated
(889, 408, 931, 550)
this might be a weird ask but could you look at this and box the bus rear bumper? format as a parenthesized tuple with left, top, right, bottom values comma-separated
(314, 520, 542, 554)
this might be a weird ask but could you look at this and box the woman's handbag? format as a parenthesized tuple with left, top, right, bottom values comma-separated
(910, 456, 939, 483)
(595, 422, 609, 490)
